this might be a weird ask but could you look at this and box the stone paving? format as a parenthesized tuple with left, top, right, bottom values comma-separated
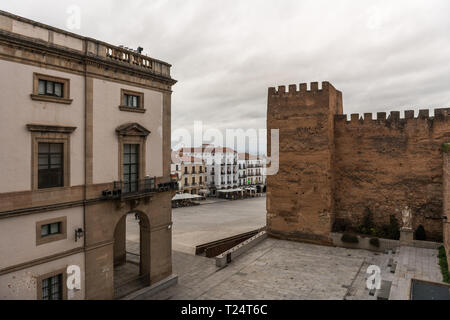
(135, 238, 379, 300)
(344, 246, 442, 300)
(122, 197, 444, 300)
(172, 196, 266, 254)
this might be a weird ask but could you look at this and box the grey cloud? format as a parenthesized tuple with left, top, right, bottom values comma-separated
(2, 0, 450, 154)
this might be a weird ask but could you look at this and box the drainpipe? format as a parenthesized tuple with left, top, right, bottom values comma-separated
(82, 39, 88, 299)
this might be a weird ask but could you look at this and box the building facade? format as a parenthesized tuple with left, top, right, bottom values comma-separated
(238, 153, 265, 193)
(0, 11, 176, 300)
(267, 81, 450, 245)
(171, 157, 207, 195)
(178, 146, 239, 196)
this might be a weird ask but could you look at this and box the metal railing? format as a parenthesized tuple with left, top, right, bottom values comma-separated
(107, 178, 178, 199)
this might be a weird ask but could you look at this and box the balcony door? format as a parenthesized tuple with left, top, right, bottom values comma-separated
(123, 144, 139, 193)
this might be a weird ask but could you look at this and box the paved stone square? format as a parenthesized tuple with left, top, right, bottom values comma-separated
(134, 238, 377, 300)
(122, 197, 444, 300)
(171, 196, 267, 254)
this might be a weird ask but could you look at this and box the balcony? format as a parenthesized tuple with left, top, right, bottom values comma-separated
(109, 178, 178, 200)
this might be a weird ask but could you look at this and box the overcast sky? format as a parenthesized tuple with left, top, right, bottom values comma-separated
(2, 0, 450, 154)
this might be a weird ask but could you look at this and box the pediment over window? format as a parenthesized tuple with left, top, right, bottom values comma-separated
(116, 123, 151, 137)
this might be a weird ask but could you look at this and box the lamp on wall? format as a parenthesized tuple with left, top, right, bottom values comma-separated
(75, 228, 84, 242)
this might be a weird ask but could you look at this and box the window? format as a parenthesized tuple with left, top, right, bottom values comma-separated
(31, 73, 71, 104)
(41, 222, 61, 237)
(192, 177, 196, 185)
(38, 143, 64, 189)
(120, 89, 145, 113)
(184, 167, 188, 174)
(123, 144, 139, 193)
(41, 274, 63, 300)
(38, 79, 64, 97)
(36, 217, 67, 246)
(37, 269, 68, 300)
(184, 177, 188, 186)
(123, 94, 140, 108)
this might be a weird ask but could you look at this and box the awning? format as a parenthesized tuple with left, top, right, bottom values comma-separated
(172, 194, 203, 201)
(217, 188, 244, 193)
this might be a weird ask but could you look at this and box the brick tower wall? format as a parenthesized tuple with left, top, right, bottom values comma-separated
(267, 81, 450, 244)
(266, 82, 343, 245)
(334, 110, 450, 241)
(443, 145, 450, 266)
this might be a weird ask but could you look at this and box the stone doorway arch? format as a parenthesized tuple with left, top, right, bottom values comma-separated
(113, 210, 150, 298)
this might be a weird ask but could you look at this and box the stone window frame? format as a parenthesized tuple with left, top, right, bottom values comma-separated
(119, 89, 146, 113)
(36, 267, 68, 300)
(36, 216, 68, 246)
(31, 73, 73, 105)
(116, 123, 150, 186)
(27, 124, 76, 191)
(118, 136, 147, 184)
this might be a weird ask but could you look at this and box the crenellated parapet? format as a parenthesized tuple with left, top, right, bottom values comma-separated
(335, 108, 450, 126)
(269, 81, 339, 96)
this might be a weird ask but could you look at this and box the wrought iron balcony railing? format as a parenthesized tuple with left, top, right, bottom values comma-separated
(104, 178, 178, 199)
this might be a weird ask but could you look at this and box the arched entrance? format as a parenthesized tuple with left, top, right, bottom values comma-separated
(113, 210, 150, 298)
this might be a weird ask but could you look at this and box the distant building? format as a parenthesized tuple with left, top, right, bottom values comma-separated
(178, 145, 239, 197)
(177, 146, 266, 198)
(238, 153, 265, 195)
(171, 156, 207, 195)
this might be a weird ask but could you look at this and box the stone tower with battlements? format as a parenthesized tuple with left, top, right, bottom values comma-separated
(267, 82, 343, 245)
(267, 81, 450, 245)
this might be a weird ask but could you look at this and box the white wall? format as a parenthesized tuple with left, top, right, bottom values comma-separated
(0, 60, 85, 193)
(0, 207, 84, 269)
(92, 79, 163, 184)
(0, 252, 85, 300)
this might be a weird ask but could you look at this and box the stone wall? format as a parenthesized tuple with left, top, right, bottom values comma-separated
(267, 81, 450, 244)
(267, 82, 342, 245)
(334, 111, 450, 241)
(444, 145, 450, 266)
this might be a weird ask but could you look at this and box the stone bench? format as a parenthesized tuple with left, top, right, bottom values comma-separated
(388, 258, 394, 267)
(390, 263, 397, 274)
(376, 280, 392, 300)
